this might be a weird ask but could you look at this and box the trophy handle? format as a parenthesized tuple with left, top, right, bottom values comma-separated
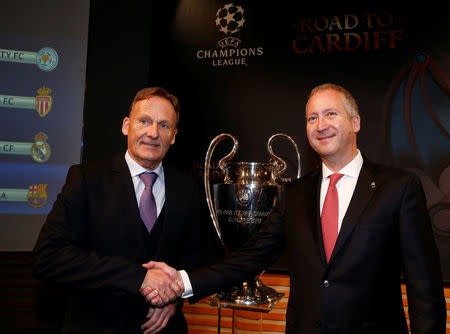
(267, 133, 301, 182)
(204, 133, 239, 254)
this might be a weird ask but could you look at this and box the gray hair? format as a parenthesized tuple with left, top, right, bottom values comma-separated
(307, 83, 359, 118)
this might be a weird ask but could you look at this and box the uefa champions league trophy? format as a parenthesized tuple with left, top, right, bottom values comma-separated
(204, 133, 301, 306)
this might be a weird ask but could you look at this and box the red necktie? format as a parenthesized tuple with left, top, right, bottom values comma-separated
(321, 173, 344, 262)
(139, 172, 158, 233)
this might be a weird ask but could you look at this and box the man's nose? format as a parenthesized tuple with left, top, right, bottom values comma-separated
(316, 116, 328, 131)
(146, 123, 159, 137)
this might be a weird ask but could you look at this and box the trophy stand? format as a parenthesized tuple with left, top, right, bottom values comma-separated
(208, 285, 284, 333)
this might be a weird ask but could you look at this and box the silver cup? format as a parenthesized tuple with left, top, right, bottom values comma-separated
(204, 133, 301, 306)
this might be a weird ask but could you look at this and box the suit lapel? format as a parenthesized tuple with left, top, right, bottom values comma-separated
(161, 165, 174, 216)
(305, 170, 328, 266)
(111, 155, 141, 225)
(328, 160, 378, 263)
(150, 164, 175, 258)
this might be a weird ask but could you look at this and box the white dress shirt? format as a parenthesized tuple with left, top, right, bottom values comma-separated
(125, 151, 165, 216)
(320, 150, 363, 232)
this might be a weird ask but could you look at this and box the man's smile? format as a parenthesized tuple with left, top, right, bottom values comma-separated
(316, 133, 336, 141)
(141, 141, 160, 147)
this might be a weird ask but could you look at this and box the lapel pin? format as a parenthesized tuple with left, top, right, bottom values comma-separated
(370, 181, 376, 189)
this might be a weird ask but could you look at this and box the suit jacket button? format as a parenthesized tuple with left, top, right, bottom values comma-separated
(323, 280, 330, 288)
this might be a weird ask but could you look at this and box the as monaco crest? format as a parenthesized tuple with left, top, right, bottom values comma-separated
(35, 86, 52, 117)
(27, 184, 48, 208)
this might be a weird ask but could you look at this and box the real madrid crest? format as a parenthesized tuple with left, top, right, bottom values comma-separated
(31, 132, 51, 163)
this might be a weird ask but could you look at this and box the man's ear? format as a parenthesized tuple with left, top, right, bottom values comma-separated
(122, 117, 130, 136)
(352, 115, 360, 133)
(171, 129, 178, 145)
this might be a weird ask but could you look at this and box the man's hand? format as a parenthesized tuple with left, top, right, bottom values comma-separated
(140, 261, 184, 306)
(140, 266, 180, 306)
(141, 303, 176, 334)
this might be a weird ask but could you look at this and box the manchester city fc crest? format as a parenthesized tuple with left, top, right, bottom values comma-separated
(31, 132, 51, 163)
(27, 184, 48, 208)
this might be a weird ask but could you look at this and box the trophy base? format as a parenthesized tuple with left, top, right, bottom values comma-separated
(216, 278, 280, 306)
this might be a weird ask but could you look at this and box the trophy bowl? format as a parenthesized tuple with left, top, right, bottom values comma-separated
(204, 133, 301, 306)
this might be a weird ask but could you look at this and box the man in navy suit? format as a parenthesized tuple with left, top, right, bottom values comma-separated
(143, 83, 446, 333)
(33, 87, 217, 333)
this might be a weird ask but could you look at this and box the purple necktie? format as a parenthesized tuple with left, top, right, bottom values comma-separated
(139, 172, 158, 233)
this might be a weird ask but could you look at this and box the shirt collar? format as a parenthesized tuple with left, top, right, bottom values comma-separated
(322, 149, 363, 180)
(124, 150, 164, 180)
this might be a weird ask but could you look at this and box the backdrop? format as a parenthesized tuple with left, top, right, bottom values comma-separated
(147, 1, 450, 281)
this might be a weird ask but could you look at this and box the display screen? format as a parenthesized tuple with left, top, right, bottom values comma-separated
(0, 1, 90, 250)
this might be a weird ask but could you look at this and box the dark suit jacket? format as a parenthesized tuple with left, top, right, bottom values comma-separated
(189, 159, 446, 333)
(32, 154, 217, 334)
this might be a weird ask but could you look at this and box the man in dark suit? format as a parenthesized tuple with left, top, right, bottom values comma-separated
(32, 87, 216, 333)
(142, 83, 446, 333)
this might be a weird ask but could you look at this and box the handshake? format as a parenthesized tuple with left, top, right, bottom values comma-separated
(139, 261, 186, 307)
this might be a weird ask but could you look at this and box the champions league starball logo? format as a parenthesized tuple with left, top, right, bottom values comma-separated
(195, 3, 263, 67)
(215, 4, 245, 34)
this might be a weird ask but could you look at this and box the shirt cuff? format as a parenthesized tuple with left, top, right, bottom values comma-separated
(179, 270, 193, 298)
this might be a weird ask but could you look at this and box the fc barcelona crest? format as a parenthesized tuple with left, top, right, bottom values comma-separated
(27, 184, 48, 208)
(31, 132, 51, 163)
(35, 86, 52, 117)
